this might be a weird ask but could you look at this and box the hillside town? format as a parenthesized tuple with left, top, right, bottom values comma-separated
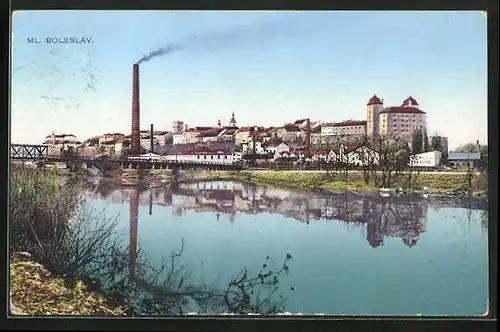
(42, 95, 481, 169)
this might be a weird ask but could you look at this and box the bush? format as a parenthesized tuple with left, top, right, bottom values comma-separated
(9, 166, 118, 279)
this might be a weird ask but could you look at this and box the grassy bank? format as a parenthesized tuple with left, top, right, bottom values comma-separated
(9, 166, 123, 315)
(199, 170, 488, 195)
(10, 255, 125, 315)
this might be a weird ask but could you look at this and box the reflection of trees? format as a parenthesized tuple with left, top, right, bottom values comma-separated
(87, 187, 294, 316)
(92, 239, 293, 315)
(480, 210, 488, 233)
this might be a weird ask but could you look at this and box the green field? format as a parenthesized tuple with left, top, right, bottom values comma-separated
(215, 170, 488, 195)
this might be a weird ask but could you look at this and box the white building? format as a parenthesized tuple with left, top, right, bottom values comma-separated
(98, 133, 125, 145)
(265, 142, 290, 155)
(378, 97, 427, 141)
(409, 151, 441, 167)
(172, 133, 187, 145)
(172, 121, 184, 135)
(153, 131, 169, 146)
(140, 137, 158, 151)
(321, 120, 367, 136)
(43, 133, 81, 151)
(242, 141, 266, 154)
(164, 152, 240, 164)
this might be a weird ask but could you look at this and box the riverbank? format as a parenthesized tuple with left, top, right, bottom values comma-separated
(10, 253, 125, 316)
(52, 166, 488, 196)
(167, 170, 488, 196)
(9, 167, 128, 316)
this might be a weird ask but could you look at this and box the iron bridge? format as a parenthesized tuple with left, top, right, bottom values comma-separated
(10, 144, 49, 160)
(10, 144, 244, 171)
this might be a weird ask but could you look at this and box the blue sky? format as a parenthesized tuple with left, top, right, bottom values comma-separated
(11, 10, 487, 149)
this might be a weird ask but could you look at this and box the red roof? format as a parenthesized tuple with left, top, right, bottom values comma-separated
(103, 133, 125, 136)
(379, 107, 426, 115)
(186, 129, 201, 133)
(45, 133, 76, 138)
(284, 124, 301, 132)
(293, 119, 308, 125)
(367, 95, 383, 106)
(237, 127, 253, 132)
(402, 96, 419, 107)
(222, 129, 237, 135)
(330, 120, 367, 128)
(200, 129, 222, 137)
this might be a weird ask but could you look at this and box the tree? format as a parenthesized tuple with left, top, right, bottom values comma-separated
(353, 135, 376, 185)
(411, 129, 423, 154)
(406, 154, 421, 191)
(430, 136, 441, 151)
(122, 139, 131, 148)
(423, 129, 430, 152)
(88, 136, 99, 147)
(364, 136, 410, 188)
(121, 147, 131, 158)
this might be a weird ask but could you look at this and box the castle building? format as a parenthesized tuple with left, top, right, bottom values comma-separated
(367, 95, 427, 142)
(366, 95, 385, 136)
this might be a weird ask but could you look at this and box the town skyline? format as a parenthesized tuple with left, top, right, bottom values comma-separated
(11, 11, 487, 149)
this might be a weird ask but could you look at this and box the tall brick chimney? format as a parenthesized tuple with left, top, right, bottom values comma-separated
(305, 118, 311, 157)
(131, 64, 141, 156)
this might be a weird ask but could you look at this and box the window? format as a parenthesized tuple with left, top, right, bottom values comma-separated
(224, 155, 228, 159)
(197, 155, 200, 159)
(218, 155, 221, 159)
(211, 155, 214, 159)
(204, 155, 207, 159)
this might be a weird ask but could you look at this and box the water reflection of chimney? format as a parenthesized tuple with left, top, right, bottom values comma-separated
(252, 185, 256, 209)
(149, 191, 153, 215)
(306, 199, 310, 225)
(216, 212, 220, 222)
(129, 188, 140, 278)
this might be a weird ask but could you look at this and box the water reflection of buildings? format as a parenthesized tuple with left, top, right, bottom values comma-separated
(101, 180, 487, 252)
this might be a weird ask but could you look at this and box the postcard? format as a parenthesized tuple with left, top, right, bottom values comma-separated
(9, 10, 489, 317)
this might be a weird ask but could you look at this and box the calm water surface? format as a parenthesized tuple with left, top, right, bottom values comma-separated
(87, 180, 489, 316)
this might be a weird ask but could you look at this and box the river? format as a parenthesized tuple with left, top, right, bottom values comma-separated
(85, 180, 489, 316)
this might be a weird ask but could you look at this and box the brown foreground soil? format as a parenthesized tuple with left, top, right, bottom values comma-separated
(9, 254, 125, 316)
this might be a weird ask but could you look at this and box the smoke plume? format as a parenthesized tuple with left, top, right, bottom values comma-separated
(136, 44, 182, 65)
(135, 15, 299, 65)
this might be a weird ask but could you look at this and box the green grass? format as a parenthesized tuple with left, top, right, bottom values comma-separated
(214, 170, 488, 194)
(9, 166, 123, 315)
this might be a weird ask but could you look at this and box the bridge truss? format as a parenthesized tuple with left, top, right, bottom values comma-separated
(10, 144, 48, 160)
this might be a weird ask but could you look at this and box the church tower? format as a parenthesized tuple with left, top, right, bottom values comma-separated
(229, 112, 237, 127)
(366, 95, 384, 136)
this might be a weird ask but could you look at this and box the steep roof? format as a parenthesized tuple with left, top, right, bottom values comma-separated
(284, 124, 301, 132)
(402, 96, 419, 107)
(367, 95, 383, 106)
